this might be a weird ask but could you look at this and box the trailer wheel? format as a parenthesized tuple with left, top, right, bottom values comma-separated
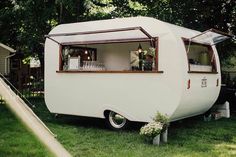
(105, 111, 129, 130)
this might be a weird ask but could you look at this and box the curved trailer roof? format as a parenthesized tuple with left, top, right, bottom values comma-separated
(46, 16, 232, 46)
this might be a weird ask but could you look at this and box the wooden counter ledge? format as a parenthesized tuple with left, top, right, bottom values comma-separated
(188, 71, 218, 74)
(56, 70, 164, 73)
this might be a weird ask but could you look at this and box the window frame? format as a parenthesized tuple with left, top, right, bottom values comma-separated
(57, 38, 163, 73)
(182, 38, 218, 74)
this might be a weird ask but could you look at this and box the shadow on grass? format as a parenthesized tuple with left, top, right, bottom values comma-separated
(29, 97, 145, 131)
(30, 97, 236, 132)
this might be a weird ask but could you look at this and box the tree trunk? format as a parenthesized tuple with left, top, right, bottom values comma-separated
(59, 2, 63, 23)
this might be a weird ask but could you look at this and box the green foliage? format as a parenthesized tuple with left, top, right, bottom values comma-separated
(153, 112, 169, 125)
(217, 40, 236, 68)
(0, 0, 235, 67)
(0, 1, 18, 48)
(136, 0, 236, 66)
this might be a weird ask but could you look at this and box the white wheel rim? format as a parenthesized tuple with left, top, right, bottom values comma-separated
(108, 111, 127, 129)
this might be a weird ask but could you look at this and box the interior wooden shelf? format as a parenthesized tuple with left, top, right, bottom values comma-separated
(56, 70, 164, 74)
(188, 71, 218, 74)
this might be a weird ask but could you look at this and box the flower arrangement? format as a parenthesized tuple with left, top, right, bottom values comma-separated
(140, 112, 169, 143)
(140, 121, 163, 139)
(148, 47, 156, 57)
(141, 47, 156, 57)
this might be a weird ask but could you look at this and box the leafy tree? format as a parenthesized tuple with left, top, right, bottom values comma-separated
(0, 0, 87, 70)
(14, 0, 57, 70)
(137, 0, 236, 67)
(0, 0, 18, 48)
(0, 0, 235, 70)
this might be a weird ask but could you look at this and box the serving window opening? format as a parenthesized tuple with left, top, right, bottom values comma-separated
(184, 40, 217, 73)
(46, 26, 162, 73)
(59, 41, 159, 73)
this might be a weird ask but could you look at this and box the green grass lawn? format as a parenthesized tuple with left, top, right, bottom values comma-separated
(0, 98, 236, 157)
(0, 100, 53, 157)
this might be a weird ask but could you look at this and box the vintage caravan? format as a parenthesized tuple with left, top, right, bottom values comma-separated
(45, 17, 231, 130)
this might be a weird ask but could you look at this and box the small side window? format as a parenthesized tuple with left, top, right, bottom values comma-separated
(184, 40, 217, 72)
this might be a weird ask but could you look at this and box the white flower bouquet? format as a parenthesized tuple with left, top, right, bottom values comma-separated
(140, 112, 170, 144)
(140, 121, 163, 139)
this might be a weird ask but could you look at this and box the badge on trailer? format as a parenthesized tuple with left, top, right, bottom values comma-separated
(201, 77, 207, 87)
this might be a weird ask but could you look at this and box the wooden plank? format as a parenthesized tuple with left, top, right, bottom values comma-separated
(188, 71, 218, 74)
(56, 70, 164, 74)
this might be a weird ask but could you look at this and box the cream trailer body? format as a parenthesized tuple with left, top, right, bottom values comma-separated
(45, 17, 231, 129)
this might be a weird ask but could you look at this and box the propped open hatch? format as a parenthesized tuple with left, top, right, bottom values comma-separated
(190, 28, 233, 45)
(46, 27, 155, 45)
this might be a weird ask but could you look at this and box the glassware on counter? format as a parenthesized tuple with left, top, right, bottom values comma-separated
(81, 61, 106, 71)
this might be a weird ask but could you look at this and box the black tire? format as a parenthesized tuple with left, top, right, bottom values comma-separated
(105, 111, 129, 131)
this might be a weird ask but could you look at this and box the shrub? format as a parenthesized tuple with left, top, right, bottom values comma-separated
(153, 111, 169, 131)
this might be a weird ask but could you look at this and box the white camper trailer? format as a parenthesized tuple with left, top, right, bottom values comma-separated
(45, 17, 231, 129)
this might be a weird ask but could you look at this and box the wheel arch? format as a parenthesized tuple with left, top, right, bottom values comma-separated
(102, 107, 134, 121)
